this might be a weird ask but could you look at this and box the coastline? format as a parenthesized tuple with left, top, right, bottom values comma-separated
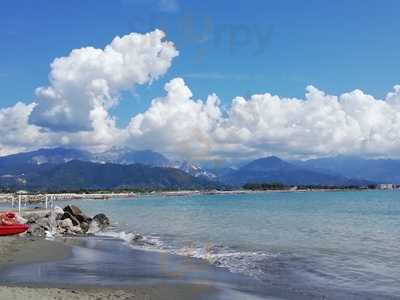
(0, 187, 380, 204)
(0, 236, 220, 300)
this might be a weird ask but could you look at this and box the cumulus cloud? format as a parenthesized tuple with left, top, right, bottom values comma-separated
(1, 29, 400, 160)
(126, 78, 400, 160)
(127, 78, 222, 160)
(29, 29, 178, 132)
(0, 102, 47, 156)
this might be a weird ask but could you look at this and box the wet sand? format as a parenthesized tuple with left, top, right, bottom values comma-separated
(0, 236, 218, 300)
(0, 236, 71, 266)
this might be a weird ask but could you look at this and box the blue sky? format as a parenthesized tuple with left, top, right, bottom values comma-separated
(1, 0, 399, 127)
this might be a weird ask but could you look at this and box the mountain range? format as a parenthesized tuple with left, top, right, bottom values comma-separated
(3, 160, 217, 191)
(219, 156, 368, 187)
(0, 147, 398, 191)
(292, 156, 400, 184)
(0, 149, 220, 191)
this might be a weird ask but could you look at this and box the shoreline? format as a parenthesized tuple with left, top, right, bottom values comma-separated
(0, 187, 384, 204)
(0, 236, 222, 300)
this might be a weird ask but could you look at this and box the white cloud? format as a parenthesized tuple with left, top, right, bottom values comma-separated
(2, 30, 400, 160)
(29, 29, 178, 133)
(126, 79, 400, 160)
(127, 78, 222, 160)
(0, 102, 47, 156)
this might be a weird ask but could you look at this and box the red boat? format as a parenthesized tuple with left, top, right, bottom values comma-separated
(0, 224, 29, 236)
(0, 212, 29, 236)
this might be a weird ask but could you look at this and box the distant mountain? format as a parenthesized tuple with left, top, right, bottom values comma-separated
(93, 148, 217, 179)
(0, 147, 90, 166)
(0, 147, 219, 185)
(92, 148, 170, 167)
(0, 148, 91, 175)
(0, 160, 220, 191)
(169, 161, 217, 180)
(220, 156, 367, 187)
(294, 156, 400, 184)
(2, 148, 386, 190)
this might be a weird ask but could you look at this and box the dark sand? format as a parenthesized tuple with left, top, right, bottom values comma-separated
(0, 236, 71, 266)
(0, 236, 219, 300)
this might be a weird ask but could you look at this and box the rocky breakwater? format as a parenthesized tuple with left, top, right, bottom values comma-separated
(24, 205, 110, 237)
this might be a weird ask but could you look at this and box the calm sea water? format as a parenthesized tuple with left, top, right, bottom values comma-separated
(59, 191, 400, 298)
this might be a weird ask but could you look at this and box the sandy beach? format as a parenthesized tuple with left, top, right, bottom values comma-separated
(0, 236, 217, 300)
(0, 284, 214, 300)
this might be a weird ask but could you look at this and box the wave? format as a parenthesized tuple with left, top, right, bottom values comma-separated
(95, 229, 277, 280)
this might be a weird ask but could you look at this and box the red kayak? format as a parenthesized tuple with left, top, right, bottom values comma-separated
(0, 212, 29, 236)
(0, 224, 29, 236)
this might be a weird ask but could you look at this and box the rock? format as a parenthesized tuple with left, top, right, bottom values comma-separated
(58, 218, 73, 229)
(27, 216, 37, 224)
(61, 212, 80, 226)
(133, 234, 143, 241)
(91, 213, 110, 230)
(75, 213, 91, 224)
(35, 217, 51, 231)
(53, 206, 64, 215)
(26, 224, 46, 237)
(70, 225, 83, 234)
(63, 205, 82, 217)
(80, 222, 90, 233)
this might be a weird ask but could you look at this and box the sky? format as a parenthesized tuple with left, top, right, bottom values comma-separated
(1, 0, 400, 161)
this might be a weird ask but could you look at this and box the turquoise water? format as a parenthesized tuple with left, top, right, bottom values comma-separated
(60, 191, 400, 298)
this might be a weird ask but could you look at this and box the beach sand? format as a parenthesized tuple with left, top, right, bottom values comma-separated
(0, 236, 71, 266)
(0, 236, 216, 300)
(0, 284, 214, 300)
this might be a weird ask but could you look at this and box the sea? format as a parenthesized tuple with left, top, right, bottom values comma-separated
(55, 190, 400, 299)
(2, 190, 400, 299)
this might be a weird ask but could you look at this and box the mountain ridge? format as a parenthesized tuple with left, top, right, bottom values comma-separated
(220, 156, 369, 186)
(0, 160, 220, 191)
(2, 148, 396, 190)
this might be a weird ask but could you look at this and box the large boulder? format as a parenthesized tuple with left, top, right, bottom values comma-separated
(91, 213, 110, 230)
(63, 205, 82, 217)
(60, 212, 80, 226)
(63, 205, 91, 224)
(75, 213, 91, 224)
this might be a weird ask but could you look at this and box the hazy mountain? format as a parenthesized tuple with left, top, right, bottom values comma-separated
(0, 148, 90, 166)
(0, 148, 91, 175)
(294, 156, 400, 183)
(0, 147, 220, 184)
(92, 148, 170, 167)
(0, 160, 220, 191)
(220, 156, 367, 187)
(169, 161, 217, 180)
(94, 148, 217, 179)
(0, 149, 384, 190)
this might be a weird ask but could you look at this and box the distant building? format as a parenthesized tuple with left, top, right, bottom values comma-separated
(378, 184, 395, 190)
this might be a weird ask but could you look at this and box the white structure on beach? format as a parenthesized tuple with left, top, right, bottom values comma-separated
(377, 184, 395, 190)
